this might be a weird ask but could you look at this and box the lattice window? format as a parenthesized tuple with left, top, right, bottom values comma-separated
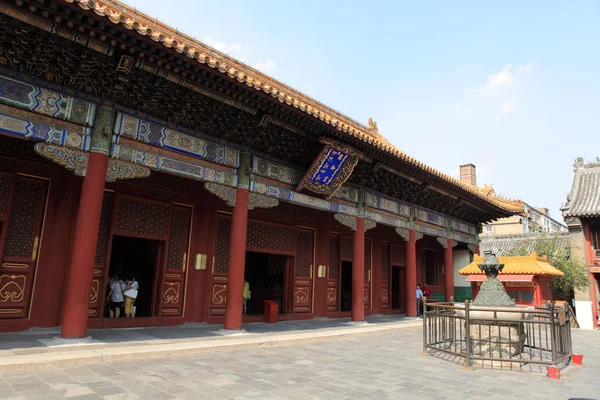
(247, 220, 295, 254)
(152, 172, 193, 196)
(4, 180, 44, 258)
(295, 206, 313, 220)
(364, 239, 371, 280)
(0, 174, 10, 218)
(114, 197, 169, 238)
(296, 229, 313, 277)
(391, 243, 406, 266)
(94, 194, 113, 266)
(167, 207, 191, 270)
(214, 216, 231, 274)
(340, 235, 353, 260)
(329, 234, 339, 279)
(381, 243, 390, 281)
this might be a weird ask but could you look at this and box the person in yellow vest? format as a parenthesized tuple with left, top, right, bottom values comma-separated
(243, 279, 250, 315)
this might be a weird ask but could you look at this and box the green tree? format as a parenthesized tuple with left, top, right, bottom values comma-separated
(506, 233, 589, 301)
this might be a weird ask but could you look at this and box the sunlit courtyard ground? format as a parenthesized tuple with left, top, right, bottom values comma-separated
(0, 327, 597, 400)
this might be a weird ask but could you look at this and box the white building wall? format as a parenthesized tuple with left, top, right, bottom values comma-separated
(453, 250, 471, 286)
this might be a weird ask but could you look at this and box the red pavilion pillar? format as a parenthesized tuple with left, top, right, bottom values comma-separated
(444, 238, 454, 302)
(224, 153, 251, 330)
(406, 230, 418, 317)
(61, 107, 114, 338)
(351, 217, 365, 322)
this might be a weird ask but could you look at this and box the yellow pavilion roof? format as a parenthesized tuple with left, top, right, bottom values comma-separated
(459, 253, 564, 277)
(60, 0, 524, 215)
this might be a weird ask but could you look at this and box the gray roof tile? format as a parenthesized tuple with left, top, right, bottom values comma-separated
(562, 158, 600, 218)
(480, 233, 570, 258)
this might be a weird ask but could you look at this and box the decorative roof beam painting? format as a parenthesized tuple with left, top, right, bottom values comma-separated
(296, 138, 363, 199)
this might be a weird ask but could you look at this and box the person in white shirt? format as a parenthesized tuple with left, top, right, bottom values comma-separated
(107, 274, 126, 318)
(416, 284, 423, 316)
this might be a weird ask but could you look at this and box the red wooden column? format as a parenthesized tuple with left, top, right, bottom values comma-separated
(444, 238, 454, 302)
(61, 107, 114, 338)
(405, 230, 418, 317)
(352, 217, 365, 321)
(224, 153, 251, 330)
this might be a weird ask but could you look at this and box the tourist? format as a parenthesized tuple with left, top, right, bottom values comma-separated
(416, 284, 423, 316)
(123, 275, 139, 318)
(107, 274, 126, 318)
(243, 278, 250, 315)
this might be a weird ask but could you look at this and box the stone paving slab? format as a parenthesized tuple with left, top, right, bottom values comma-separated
(0, 328, 597, 400)
(0, 316, 422, 372)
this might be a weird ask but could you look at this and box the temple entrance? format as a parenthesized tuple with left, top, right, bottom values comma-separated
(341, 261, 353, 312)
(391, 266, 405, 309)
(105, 236, 162, 319)
(244, 251, 291, 315)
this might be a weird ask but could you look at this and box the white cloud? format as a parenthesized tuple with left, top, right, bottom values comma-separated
(254, 59, 276, 72)
(203, 37, 243, 54)
(476, 65, 514, 95)
(517, 63, 533, 74)
(498, 99, 518, 119)
(201, 37, 276, 72)
(475, 63, 533, 95)
(455, 101, 471, 117)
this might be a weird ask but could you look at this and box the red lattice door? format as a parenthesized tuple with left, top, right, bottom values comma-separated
(294, 228, 314, 314)
(210, 215, 230, 317)
(0, 174, 48, 319)
(327, 234, 340, 313)
(381, 242, 390, 310)
(364, 239, 372, 311)
(159, 205, 192, 320)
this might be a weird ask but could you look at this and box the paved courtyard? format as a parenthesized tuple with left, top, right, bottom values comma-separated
(0, 327, 597, 400)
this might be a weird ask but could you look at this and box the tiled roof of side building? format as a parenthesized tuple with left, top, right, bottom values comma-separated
(459, 253, 565, 277)
(562, 158, 600, 218)
(480, 233, 570, 258)
(60, 0, 524, 215)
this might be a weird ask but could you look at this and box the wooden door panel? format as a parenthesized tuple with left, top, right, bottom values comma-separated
(0, 176, 48, 319)
(327, 234, 339, 312)
(293, 228, 314, 314)
(160, 205, 192, 319)
(381, 242, 390, 310)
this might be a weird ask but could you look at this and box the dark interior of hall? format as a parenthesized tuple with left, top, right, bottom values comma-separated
(107, 236, 160, 318)
(341, 261, 353, 312)
(244, 251, 287, 315)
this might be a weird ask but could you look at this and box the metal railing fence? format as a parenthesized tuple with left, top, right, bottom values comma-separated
(422, 299, 572, 367)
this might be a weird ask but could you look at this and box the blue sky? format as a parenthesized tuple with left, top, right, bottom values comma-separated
(126, 0, 599, 222)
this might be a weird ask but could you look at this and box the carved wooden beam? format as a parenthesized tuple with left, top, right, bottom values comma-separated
(333, 214, 376, 232)
(395, 227, 423, 242)
(436, 237, 458, 249)
(34, 143, 150, 182)
(467, 244, 477, 253)
(204, 182, 279, 210)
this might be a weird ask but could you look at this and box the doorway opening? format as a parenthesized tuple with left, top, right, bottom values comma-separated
(106, 236, 161, 318)
(244, 251, 289, 315)
(425, 250, 437, 285)
(391, 266, 404, 309)
(341, 261, 353, 312)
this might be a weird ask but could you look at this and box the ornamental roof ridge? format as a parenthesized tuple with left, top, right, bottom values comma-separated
(61, 0, 522, 214)
(562, 157, 600, 218)
(459, 252, 564, 277)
